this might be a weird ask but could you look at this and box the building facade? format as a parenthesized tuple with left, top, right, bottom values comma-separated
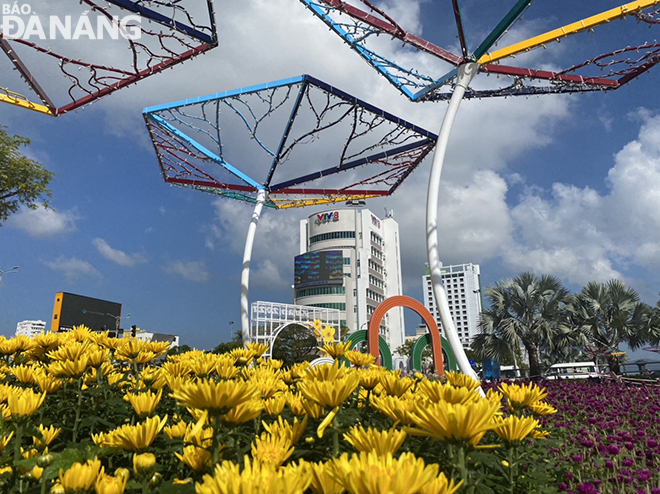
(294, 207, 406, 360)
(422, 263, 482, 349)
(15, 320, 47, 338)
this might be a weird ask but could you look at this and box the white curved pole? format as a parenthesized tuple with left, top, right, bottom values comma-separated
(241, 188, 267, 344)
(426, 63, 480, 381)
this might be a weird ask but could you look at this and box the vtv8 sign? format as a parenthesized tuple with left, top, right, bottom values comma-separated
(316, 211, 339, 224)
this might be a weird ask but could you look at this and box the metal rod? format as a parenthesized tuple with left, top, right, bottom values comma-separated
(425, 62, 481, 383)
(241, 189, 267, 344)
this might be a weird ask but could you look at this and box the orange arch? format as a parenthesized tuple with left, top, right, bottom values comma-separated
(368, 295, 445, 378)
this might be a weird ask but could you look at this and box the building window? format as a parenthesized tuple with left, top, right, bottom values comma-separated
(310, 231, 356, 244)
(296, 286, 346, 298)
(308, 303, 347, 311)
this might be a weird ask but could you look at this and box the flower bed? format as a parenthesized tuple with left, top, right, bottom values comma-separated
(0, 327, 616, 493)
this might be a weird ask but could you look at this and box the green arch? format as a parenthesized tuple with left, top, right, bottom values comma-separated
(411, 333, 457, 372)
(344, 330, 392, 370)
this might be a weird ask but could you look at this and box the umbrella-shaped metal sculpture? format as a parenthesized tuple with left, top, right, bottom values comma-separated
(299, 0, 660, 381)
(143, 74, 437, 341)
(0, 0, 217, 116)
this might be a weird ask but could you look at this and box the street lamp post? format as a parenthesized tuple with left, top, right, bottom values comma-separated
(0, 266, 19, 283)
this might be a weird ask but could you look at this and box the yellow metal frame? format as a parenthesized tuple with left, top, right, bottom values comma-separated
(478, 0, 660, 65)
(272, 194, 381, 209)
(0, 88, 54, 116)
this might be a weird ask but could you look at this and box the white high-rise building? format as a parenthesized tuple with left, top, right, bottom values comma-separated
(294, 207, 406, 364)
(422, 263, 482, 349)
(15, 320, 47, 338)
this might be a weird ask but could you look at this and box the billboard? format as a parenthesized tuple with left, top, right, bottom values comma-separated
(51, 292, 122, 333)
(294, 250, 344, 288)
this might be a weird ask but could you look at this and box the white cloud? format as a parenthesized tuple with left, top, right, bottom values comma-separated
(7, 206, 78, 238)
(162, 260, 211, 283)
(43, 256, 102, 283)
(92, 238, 147, 267)
(496, 112, 660, 286)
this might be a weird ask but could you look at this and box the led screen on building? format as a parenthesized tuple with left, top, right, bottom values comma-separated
(294, 250, 343, 288)
(51, 292, 122, 333)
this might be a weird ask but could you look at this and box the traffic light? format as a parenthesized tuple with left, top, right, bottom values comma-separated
(131, 325, 137, 337)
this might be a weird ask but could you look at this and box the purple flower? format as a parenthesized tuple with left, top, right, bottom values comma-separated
(558, 482, 568, 491)
(607, 445, 620, 455)
(625, 442, 635, 450)
(650, 488, 660, 494)
(571, 455, 583, 464)
(605, 460, 615, 470)
(576, 483, 598, 494)
(622, 458, 634, 467)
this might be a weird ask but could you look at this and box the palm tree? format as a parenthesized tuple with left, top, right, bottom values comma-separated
(472, 272, 572, 378)
(569, 280, 654, 373)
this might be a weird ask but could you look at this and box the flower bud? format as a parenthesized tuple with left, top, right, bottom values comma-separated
(150, 472, 163, 486)
(37, 454, 53, 468)
(133, 453, 156, 478)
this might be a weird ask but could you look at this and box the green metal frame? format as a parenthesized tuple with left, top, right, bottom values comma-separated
(344, 330, 393, 370)
(411, 333, 457, 372)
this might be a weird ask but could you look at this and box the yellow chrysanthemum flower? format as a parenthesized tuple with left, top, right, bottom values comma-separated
(47, 340, 92, 362)
(9, 364, 37, 384)
(228, 347, 254, 366)
(246, 342, 269, 359)
(498, 382, 548, 412)
(170, 378, 259, 413)
(343, 425, 407, 455)
(161, 361, 191, 379)
(345, 350, 376, 368)
(445, 371, 481, 393)
(144, 340, 172, 357)
(262, 416, 307, 446)
(115, 339, 147, 362)
(223, 399, 263, 425)
(327, 451, 440, 494)
(186, 353, 220, 378)
(176, 444, 213, 473)
(318, 341, 352, 359)
(356, 367, 385, 390)
(163, 420, 188, 440)
(124, 389, 163, 417)
(527, 401, 558, 416)
(417, 380, 481, 405)
(33, 424, 61, 447)
(285, 392, 307, 416)
(493, 415, 543, 445)
(95, 467, 129, 494)
(99, 415, 168, 451)
(48, 357, 89, 378)
(408, 398, 500, 446)
(370, 394, 419, 426)
(298, 373, 359, 410)
(251, 433, 294, 467)
(263, 394, 287, 416)
(7, 388, 46, 418)
(86, 346, 110, 368)
(0, 432, 14, 453)
(303, 361, 351, 382)
(196, 457, 311, 494)
(59, 457, 102, 492)
(378, 373, 414, 397)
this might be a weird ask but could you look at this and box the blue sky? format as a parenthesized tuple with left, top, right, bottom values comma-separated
(2, 0, 660, 361)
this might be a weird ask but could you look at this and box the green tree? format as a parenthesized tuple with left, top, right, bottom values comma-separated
(0, 125, 54, 225)
(271, 324, 319, 367)
(472, 272, 572, 378)
(569, 280, 654, 373)
(212, 331, 243, 354)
